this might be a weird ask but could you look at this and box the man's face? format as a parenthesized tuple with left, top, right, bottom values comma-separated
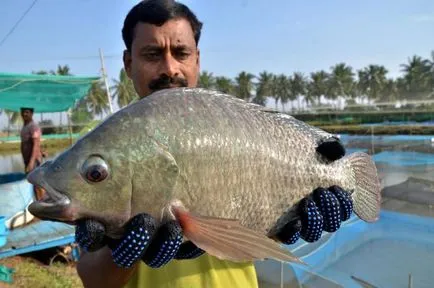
(21, 110, 33, 122)
(123, 18, 200, 98)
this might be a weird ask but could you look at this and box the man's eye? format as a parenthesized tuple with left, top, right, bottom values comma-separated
(176, 52, 190, 59)
(143, 52, 160, 60)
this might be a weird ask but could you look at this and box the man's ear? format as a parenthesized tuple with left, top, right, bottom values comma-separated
(123, 49, 132, 78)
(196, 48, 200, 69)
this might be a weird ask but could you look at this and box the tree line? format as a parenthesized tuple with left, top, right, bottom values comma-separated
(2, 50, 434, 128)
(197, 51, 434, 112)
(111, 50, 434, 115)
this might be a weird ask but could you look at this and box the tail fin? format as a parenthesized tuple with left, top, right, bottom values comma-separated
(173, 208, 307, 265)
(345, 152, 382, 222)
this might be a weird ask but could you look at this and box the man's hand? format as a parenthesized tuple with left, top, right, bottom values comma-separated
(75, 213, 205, 269)
(275, 185, 354, 244)
(25, 161, 35, 173)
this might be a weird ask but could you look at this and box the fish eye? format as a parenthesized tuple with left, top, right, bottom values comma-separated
(81, 156, 109, 183)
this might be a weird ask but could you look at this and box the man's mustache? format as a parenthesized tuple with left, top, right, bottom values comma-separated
(148, 75, 188, 91)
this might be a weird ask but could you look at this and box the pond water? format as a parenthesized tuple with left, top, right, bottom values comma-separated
(335, 134, 434, 186)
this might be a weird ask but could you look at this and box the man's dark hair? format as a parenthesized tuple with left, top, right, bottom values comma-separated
(122, 0, 203, 52)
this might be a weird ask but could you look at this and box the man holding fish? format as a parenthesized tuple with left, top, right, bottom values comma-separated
(26, 1, 381, 287)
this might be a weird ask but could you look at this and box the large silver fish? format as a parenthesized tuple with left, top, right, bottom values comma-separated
(27, 87, 381, 264)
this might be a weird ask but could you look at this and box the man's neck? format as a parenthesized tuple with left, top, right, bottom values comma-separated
(24, 119, 32, 125)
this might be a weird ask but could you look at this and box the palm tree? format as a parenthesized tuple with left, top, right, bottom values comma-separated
(253, 71, 274, 106)
(234, 71, 255, 100)
(111, 68, 138, 108)
(377, 78, 399, 103)
(251, 94, 267, 106)
(328, 63, 355, 108)
(400, 55, 431, 99)
(395, 77, 408, 100)
(71, 100, 93, 124)
(428, 50, 434, 98)
(32, 64, 72, 76)
(214, 76, 235, 94)
(357, 64, 388, 102)
(256, 71, 274, 97)
(308, 70, 329, 106)
(274, 74, 292, 112)
(289, 72, 308, 111)
(3, 110, 21, 137)
(56, 65, 71, 76)
(269, 75, 280, 110)
(198, 71, 215, 89)
(85, 80, 109, 119)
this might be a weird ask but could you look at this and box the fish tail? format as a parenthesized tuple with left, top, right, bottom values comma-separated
(172, 207, 307, 265)
(345, 152, 382, 222)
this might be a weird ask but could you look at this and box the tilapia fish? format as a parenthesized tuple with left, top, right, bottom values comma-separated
(27, 87, 381, 264)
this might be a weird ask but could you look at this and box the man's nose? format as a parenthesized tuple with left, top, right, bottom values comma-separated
(161, 54, 180, 78)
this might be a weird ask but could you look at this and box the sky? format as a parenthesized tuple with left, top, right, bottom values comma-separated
(0, 0, 433, 129)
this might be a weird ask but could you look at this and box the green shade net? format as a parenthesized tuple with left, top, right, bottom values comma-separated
(0, 72, 100, 113)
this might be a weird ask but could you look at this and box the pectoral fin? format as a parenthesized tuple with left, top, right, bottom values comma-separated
(172, 207, 306, 265)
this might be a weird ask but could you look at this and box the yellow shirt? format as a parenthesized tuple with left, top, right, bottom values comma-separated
(123, 254, 258, 288)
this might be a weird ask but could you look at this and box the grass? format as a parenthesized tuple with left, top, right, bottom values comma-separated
(0, 256, 83, 288)
(0, 138, 73, 155)
(0, 120, 100, 155)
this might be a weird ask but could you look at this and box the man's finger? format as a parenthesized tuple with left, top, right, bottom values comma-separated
(273, 219, 301, 245)
(328, 185, 353, 222)
(111, 213, 157, 268)
(312, 187, 342, 233)
(298, 198, 324, 242)
(75, 219, 106, 252)
(142, 220, 183, 268)
(175, 241, 205, 260)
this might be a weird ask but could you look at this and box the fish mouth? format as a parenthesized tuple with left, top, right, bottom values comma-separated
(27, 167, 77, 225)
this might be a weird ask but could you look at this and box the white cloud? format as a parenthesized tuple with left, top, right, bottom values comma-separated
(410, 14, 434, 23)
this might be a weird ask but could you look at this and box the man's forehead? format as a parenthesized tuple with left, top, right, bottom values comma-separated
(132, 18, 196, 49)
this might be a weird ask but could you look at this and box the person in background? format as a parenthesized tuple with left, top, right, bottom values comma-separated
(20, 107, 45, 200)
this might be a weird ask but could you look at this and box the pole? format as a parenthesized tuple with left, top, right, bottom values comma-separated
(67, 109, 73, 146)
(99, 48, 114, 114)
